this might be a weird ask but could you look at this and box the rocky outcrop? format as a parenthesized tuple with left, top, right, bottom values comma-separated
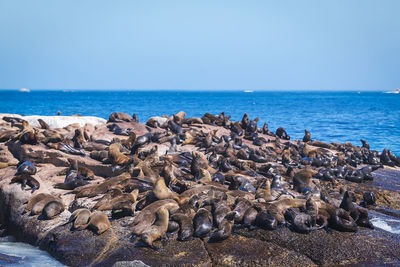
(0, 113, 400, 266)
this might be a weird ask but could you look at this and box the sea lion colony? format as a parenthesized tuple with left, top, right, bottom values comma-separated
(1, 111, 400, 249)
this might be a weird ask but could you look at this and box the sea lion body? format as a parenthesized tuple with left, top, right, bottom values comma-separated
(141, 207, 169, 248)
(86, 211, 111, 235)
(68, 208, 91, 230)
(42, 200, 65, 219)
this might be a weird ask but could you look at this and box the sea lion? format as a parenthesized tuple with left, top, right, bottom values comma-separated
(267, 198, 307, 224)
(25, 193, 50, 213)
(108, 112, 133, 123)
(255, 211, 278, 230)
(284, 208, 322, 233)
(170, 213, 194, 241)
(232, 198, 252, 223)
(292, 168, 316, 193)
(141, 207, 169, 249)
(276, 127, 290, 140)
(95, 190, 138, 211)
(193, 208, 213, 238)
(42, 200, 65, 219)
(85, 211, 111, 235)
(209, 211, 236, 242)
(74, 172, 131, 198)
(30, 195, 60, 215)
(37, 118, 50, 130)
(109, 142, 132, 166)
(16, 161, 37, 175)
(131, 199, 179, 235)
(10, 174, 40, 193)
(153, 177, 179, 201)
(303, 129, 311, 142)
(67, 208, 91, 230)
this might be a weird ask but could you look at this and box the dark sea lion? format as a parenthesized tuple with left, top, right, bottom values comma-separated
(209, 211, 236, 242)
(276, 127, 290, 140)
(360, 139, 370, 150)
(284, 208, 321, 233)
(16, 161, 37, 175)
(255, 211, 278, 230)
(42, 200, 65, 219)
(170, 213, 194, 241)
(10, 174, 40, 193)
(193, 208, 213, 238)
(67, 208, 91, 230)
(90, 150, 109, 162)
(85, 211, 111, 235)
(303, 129, 311, 142)
(141, 207, 169, 249)
(72, 128, 86, 148)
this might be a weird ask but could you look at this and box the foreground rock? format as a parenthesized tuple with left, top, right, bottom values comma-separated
(0, 112, 400, 266)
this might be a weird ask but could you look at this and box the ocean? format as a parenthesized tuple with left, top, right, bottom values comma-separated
(1, 90, 399, 155)
(0, 90, 400, 265)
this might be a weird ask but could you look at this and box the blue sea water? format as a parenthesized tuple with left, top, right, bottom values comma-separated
(0, 90, 399, 155)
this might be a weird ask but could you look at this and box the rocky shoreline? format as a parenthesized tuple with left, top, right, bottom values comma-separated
(0, 112, 400, 266)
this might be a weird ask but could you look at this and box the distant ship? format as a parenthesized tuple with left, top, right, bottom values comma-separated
(384, 88, 400, 94)
(243, 90, 254, 93)
(19, 88, 30, 92)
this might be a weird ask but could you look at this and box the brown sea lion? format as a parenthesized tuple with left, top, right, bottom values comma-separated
(108, 112, 133, 123)
(95, 190, 138, 211)
(131, 199, 179, 235)
(67, 208, 91, 230)
(74, 172, 130, 198)
(141, 207, 169, 249)
(42, 200, 65, 219)
(153, 177, 180, 201)
(108, 142, 132, 166)
(85, 211, 111, 234)
(292, 168, 316, 193)
(30, 195, 60, 215)
(25, 193, 50, 213)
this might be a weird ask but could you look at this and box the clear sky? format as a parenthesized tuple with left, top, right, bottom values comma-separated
(0, 0, 399, 90)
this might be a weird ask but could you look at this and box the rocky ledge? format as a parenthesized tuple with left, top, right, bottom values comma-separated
(0, 112, 400, 266)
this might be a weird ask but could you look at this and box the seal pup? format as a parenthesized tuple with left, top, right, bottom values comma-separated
(84, 211, 111, 235)
(42, 200, 65, 219)
(10, 174, 40, 193)
(67, 208, 91, 230)
(140, 207, 169, 249)
(30, 195, 60, 215)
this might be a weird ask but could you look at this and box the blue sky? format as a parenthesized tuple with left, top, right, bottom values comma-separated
(0, 0, 399, 90)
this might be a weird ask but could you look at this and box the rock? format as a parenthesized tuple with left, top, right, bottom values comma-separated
(113, 261, 149, 267)
(0, 114, 106, 129)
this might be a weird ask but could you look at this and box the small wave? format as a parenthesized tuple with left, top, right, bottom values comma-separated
(370, 217, 400, 234)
